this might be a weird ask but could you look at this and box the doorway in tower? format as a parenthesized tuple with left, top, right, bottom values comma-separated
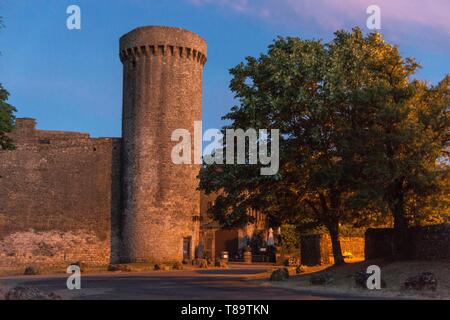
(183, 237, 192, 261)
(215, 229, 239, 261)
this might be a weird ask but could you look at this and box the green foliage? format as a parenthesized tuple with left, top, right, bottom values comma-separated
(0, 83, 16, 150)
(0, 18, 17, 150)
(346, 70, 449, 230)
(199, 27, 449, 264)
(280, 224, 300, 250)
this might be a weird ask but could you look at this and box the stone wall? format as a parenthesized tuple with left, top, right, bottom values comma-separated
(329, 236, 365, 259)
(300, 234, 331, 266)
(300, 234, 365, 266)
(364, 228, 394, 260)
(1, 26, 210, 269)
(365, 224, 450, 261)
(0, 119, 122, 270)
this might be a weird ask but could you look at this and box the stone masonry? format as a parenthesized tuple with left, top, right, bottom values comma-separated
(0, 26, 207, 269)
(365, 224, 450, 261)
(0, 118, 122, 269)
(119, 26, 206, 263)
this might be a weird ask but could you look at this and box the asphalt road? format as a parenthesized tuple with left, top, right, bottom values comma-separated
(0, 267, 366, 300)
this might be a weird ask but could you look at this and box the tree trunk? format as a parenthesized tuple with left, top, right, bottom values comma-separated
(392, 203, 410, 259)
(389, 180, 410, 259)
(327, 221, 345, 265)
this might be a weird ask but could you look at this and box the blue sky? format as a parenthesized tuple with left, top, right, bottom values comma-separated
(0, 0, 449, 137)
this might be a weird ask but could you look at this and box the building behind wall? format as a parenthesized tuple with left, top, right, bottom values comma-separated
(199, 192, 270, 262)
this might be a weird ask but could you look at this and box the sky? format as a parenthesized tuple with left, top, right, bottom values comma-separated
(0, 0, 449, 137)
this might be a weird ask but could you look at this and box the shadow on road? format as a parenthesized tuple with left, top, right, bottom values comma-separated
(195, 269, 268, 275)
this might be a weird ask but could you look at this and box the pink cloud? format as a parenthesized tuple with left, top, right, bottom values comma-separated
(188, 0, 450, 35)
(189, 0, 249, 12)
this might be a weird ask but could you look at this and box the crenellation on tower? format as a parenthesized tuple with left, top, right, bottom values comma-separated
(120, 44, 207, 64)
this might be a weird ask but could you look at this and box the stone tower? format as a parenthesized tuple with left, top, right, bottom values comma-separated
(119, 26, 207, 263)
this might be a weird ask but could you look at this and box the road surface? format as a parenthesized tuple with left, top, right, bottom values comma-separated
(0, 266, 368, 300)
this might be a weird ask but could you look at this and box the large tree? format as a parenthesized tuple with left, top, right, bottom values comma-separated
(199, 28, 449, 264)
(350, 73, 449, 257)
(322, 30, 449, 258)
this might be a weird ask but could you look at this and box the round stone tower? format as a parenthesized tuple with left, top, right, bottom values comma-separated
(119, 26, 206, 263)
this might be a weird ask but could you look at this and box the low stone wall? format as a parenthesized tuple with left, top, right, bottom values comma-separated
(330, 236, 365, 259)
(300, 234, 331, 266)
(365, 224, 450, 261)
(0, 230, 110, 270)
(365, 228, 395, 259)
(299, 234, 365, 266)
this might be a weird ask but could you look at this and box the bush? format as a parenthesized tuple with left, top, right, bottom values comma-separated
(280, 224, 299, 252)
(108, 264, 131, 272)
(24, 266, 40, 276)
(270, 268, 289, 281)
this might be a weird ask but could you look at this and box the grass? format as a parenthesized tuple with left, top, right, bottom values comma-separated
(0, 261, 212, 277)
(0, 264, 111, 277)
(263, 259, 450, 299)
